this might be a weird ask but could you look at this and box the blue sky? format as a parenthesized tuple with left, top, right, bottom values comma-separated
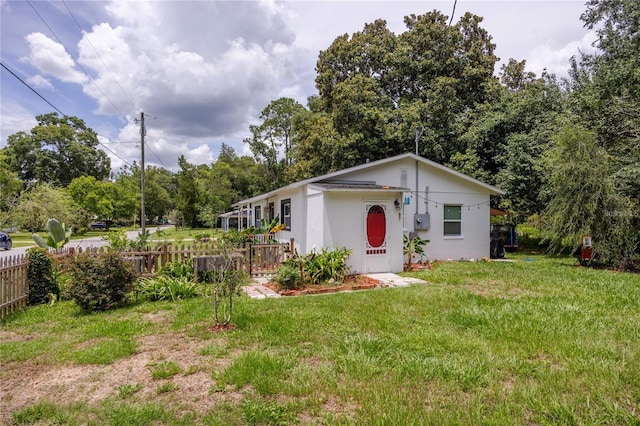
(0, 1, 596, 172)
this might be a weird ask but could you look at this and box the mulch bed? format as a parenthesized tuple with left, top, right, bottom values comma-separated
(265, 275, 386, 296)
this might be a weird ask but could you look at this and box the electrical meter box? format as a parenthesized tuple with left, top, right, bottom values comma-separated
(414, 213, 430, 230)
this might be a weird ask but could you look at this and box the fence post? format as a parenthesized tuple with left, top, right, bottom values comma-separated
(246, 242, 252, 276)
(161, 243, 169, 267)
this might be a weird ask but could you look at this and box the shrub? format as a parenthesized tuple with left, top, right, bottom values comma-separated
(102, 230, 130, 251)
(272, 263, 301, 290)
(159, 260, 193, 280)
(69, 252, 136, 311)
(304, 247, 352, 284)
(273, 247, 352, 289)
(137, 275, 201, 302)
(26, 247, 59, 305)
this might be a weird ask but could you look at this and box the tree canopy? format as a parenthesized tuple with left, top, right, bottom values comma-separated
(3, 113, 110, 186)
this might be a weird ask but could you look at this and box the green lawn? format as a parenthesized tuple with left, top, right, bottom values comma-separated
(2, 254, 639, 425)
(7, 227, 220, 248)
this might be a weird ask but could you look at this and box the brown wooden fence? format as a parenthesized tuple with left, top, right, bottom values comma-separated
(0, 255, 29, 319)
(0, 240, 292, 320)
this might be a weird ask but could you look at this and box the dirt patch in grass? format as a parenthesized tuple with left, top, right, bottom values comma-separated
(0, 330, 39, 343)
(0, 332, 234, 424)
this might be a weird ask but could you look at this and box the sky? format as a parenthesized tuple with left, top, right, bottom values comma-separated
(0, 0, 597, 173)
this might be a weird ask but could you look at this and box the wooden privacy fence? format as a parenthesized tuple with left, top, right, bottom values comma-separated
(0, 240, 292, 319)
(0, 255, 29, 319)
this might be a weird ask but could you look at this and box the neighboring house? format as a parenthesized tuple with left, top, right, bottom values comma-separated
(231, 153, 505, 274)
(220, 208, 251, 231)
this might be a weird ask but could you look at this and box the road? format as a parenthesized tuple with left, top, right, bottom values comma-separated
(0, 229, 157, 261)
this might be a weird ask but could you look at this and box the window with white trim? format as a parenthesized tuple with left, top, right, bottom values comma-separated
(443, 205, 462, 236)
(281, 199, 291, 230)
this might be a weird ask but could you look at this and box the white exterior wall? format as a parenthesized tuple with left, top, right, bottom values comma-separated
(324, 157, 493, 260)
(323, 191, 404, 274)
(305, 186, 325, 253)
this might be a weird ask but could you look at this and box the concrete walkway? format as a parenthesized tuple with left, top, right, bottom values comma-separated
(242, 273, 428, 299)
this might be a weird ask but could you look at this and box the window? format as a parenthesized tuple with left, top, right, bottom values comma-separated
(280, 199, 291, 230)
(268, 202, 275, 221)
(443, 205, 462, 236)
(366, 205, 387, 254)
(254, 206, 262, 226)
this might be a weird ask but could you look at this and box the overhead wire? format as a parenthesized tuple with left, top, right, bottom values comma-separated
(26, 0, 129, 121)
(1, 62, 66, 116)
(61, 0, 136, 112)
(1, 61, 132, 168)
(410, 189, 491, 209)
(144, 140, 168, 168)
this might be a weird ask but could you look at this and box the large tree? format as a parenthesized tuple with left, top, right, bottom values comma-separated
(569, 0, 640, 203)
(295, 10, 498, 177)
(543, 125, 635, 266)
(176, 156, 201, 228)
(11, 183, 88, 232)
(67, 176, 114, 224)
(0, 151, 23, 227)
(3, 113, 110, 186)
(244, 98, 307, 189)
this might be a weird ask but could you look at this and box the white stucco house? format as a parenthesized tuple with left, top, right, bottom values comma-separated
(231, 153, 505, 274)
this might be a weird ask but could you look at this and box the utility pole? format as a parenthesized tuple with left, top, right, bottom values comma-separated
(136, 112, 146, 237)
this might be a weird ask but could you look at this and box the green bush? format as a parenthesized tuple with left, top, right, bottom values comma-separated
(69, 252, 137, 311)
(304, 247, 352, 284)
(26, 247, 59, 305)
(159, 260, 193, 280)
(137, 275, 201, 302)
(273, 247, 353, 289)
(272, 263, 301, 290)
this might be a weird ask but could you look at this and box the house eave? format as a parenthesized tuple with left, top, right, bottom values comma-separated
(233, 152, 505, 206)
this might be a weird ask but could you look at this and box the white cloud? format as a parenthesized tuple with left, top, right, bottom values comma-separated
(526, 31, 598, 77)
(26, 74, 54, 90)
(23, 32, 87, 84)
(0, 99, 37, 143)
(68, 0, 304, 168)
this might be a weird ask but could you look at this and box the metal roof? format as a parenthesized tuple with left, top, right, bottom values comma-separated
(233, 152, 505, 206)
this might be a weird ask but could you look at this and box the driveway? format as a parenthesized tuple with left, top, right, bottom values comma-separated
(0, 229, 156, 261)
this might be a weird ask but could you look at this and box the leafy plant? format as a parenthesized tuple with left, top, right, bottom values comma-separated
(304, 247, 353, 284)
(273, 247, 352, 289)
(68, 252, 137, 311)
(272, 263, 301, 290)
(137, 275, 201, 302)
(26, 247, 58, 305)
(208, 242, 248, 326)
(130, 231, 151, 250)
(102, 229, 130, 251)
(159, 259, 194, 279)
(32, 218, 72, 251)
(403, 233, 430, 270)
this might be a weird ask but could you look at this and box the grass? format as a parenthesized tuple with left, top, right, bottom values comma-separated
(2, 254, 639, 424)
(6, 227, 222, 249)
(150, 226, 221, 243)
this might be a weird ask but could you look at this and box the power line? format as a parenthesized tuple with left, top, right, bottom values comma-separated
(61, 0, 136, 111)
(26, 0, 128, 120)
(145, 142, 168, 168)
(2, 61, 132, 167)
(449, 0, 458, 26)
(1, 62, 66, 116)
